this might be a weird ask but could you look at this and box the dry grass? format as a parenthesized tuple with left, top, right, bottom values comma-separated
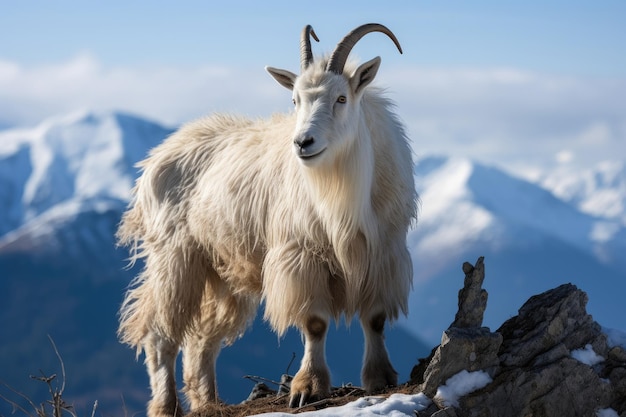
(186, 383, 421, 417)
(0, 336, 99, 417)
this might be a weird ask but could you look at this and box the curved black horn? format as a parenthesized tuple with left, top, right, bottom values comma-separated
(326, 23, 402, 74)
(300, 25, 320, 72)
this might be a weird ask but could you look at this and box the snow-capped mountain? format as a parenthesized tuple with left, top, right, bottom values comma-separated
(539, 161, 626, 226)
(412, 156, 626, 269)
(401, 155, 626, 343)
(0, 110, 173, 237)
(1, 111, 625, 414)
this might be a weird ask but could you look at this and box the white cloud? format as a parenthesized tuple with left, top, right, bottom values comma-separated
(0, 53, 289, 128)
(1, 55, 624, 172)
(555, 150, 574, 164)
(382, 66, 626, 171)
(576, 121, 613, 146)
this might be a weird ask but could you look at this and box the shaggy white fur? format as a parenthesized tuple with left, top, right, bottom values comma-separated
(117, 25, 418, 417)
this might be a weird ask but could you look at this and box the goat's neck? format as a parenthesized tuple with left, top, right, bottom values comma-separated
(305, 124, 379, 269)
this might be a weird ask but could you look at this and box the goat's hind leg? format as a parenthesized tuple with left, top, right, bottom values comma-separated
(360, 311, 398, 393)
(182, 275, 259, 411)
(144, 332, 184, 417)
(182, 334, 221, 411)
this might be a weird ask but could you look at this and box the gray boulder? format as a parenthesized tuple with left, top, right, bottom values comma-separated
(412, 258, 626, 417)
(460, 283, 618, 417)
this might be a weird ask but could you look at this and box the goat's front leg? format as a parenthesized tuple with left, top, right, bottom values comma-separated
(360, 311, 398, 392)
(289, 315, 331, 408)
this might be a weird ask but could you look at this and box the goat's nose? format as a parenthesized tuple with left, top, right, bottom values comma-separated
(295, 137, 315, 149)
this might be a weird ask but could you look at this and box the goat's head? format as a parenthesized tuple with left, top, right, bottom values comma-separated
(266, 24, 402, 167)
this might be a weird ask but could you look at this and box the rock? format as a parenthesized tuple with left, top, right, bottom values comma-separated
(460, 357, 613, 417)
(609, 367, 626, 412)
(277, 374, 292, 395)
(459, 283, 617, 417)
(418, 257, 502, 398)
(603, 346, 626, 413)
(431, 407, 458, 417)
(245, 382, 276, 401)
(609, 345, 626, 363)
(497, 283, 606, 368)
(410, 346, 438, 386)
(451, 257, 488, 329)
(411, 259, 626, 417)
(421, 327, 501, 398)
(416, 402, 442, 417)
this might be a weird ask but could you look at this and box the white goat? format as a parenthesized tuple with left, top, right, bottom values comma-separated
(118, 23, 418, 417)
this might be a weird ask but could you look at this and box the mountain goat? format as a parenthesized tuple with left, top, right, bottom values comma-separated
(118, 23, 418, 417)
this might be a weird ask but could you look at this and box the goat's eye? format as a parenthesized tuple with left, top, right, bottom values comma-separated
(337, 96, 347, 104)
(292, 98, 296, 106)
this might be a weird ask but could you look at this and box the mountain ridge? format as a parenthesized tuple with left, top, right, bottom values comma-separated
(0, 110, 174, 238)
(405, 154, 626, 343)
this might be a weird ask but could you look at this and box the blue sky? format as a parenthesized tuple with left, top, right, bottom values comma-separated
(3, 1, 625, 74)
(1, 1, 625, 174)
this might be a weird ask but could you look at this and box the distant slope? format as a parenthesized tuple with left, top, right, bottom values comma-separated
(0, 202, 148, 415)
(0, 110, 174, 237)
(540, 160, 626, 226)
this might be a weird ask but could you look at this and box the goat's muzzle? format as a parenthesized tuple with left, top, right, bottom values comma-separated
(293, 136, 325, 160)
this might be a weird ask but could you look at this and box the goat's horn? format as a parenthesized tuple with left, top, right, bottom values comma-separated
(300, 25, 320, 72)
(326, 23, 402, 75)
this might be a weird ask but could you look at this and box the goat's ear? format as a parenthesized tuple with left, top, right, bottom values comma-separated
(349, 56, 381, 95)
(265, 66, 298, 91)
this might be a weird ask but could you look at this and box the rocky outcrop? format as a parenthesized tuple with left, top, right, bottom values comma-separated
(451, 257, 489, 329)
(412, 257, 626, 417)
(413, 257, 502, 401)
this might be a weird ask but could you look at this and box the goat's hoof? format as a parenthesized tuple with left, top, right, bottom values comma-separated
(147, 399, 184, 417)
(362, 360, 398, 393)
(288, 368, 330, 408)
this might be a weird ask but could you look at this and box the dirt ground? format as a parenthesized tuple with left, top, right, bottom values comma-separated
(186, 382, 422, 417)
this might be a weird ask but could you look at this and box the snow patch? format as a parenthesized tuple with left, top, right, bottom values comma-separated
(596, 408, 620, 417)
(571, 344, 605, 366)
(254, 393, 431, 417)
(434, 370, 492, 408)
(604, 327, 626, 349)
